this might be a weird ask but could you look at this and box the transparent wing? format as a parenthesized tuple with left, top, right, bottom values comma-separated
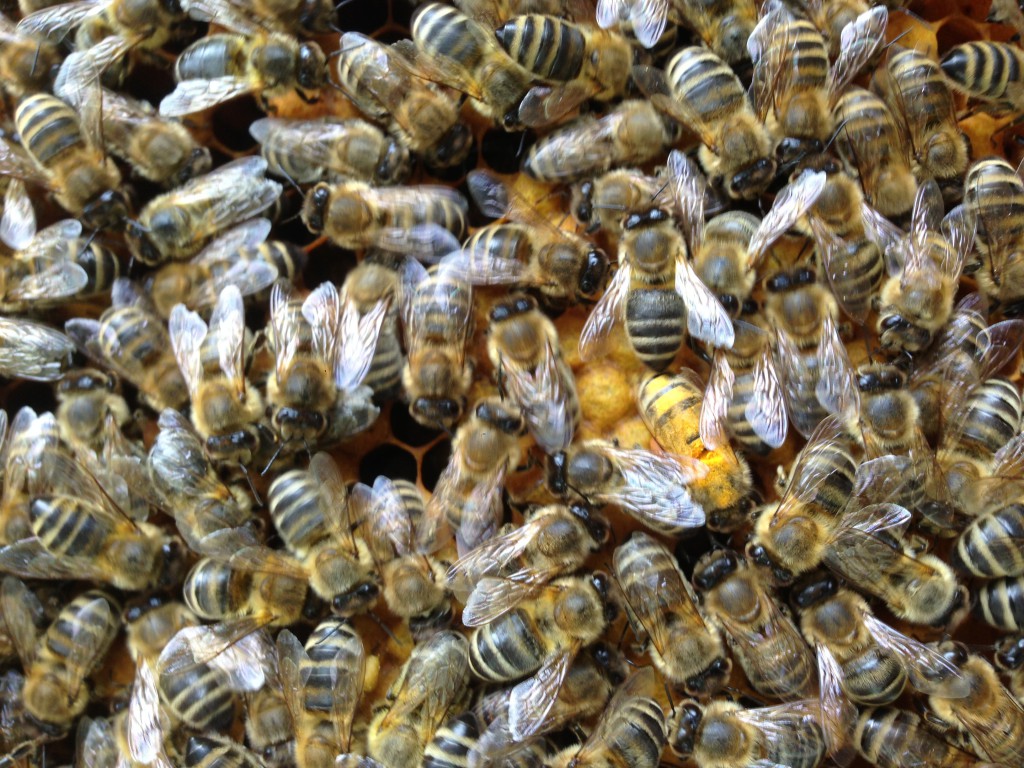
(158, 619, 272, 692)
(0, 318, 74, 381)
(336, 295, 387, 391)
(462, 577, 543, 626)
(503, 340, 575, 454)
(127, 661, 164, 765)
(668, 149, 705, 254)
(828, 7, 888, 102)
(748, 171, 827, 267)
(862, 612, 971, 698)
(815, 315, 858, 423)
(62, 597, 114, 697)
(5, 261, 89, 303)
(518, 81, 596, 128)
(168, 304, 207, 401)
(446, 515, 548, 597)
(701, 352, 732, 450)
(747, 344, 788, 449)
(775, 415, 851, 506)
(0, 575, 41, 666)
(16, 0, 100, 39)
(508, 647, 575, 741)
(595, 445, 708, 530)
(579, 262, 629, 361)
(676, 255, 735, 348)
(269, 280, 300, 384)
(159, 76, 254, 116)
(1, 180, 35, 250)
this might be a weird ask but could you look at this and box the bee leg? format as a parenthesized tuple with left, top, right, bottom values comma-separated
(294, 89, 320, 105)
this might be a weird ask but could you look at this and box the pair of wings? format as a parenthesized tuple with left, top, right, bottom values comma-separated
(269, 279, 388, 395)
(0, 316, 75, 382)
(276, 622, 365, 754)
(350, 474, 449, 561)
(399, 256, 474, 371)
(169, 284, 249, 402)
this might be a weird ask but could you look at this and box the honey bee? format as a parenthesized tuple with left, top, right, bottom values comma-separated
(16, 0, 186, 58)
(547, 666, 666, 768)
(399, 257, 475, 430)
(243, 646, 293, 767)
(638, 369, 754, 532)
(426, 709, 553, 768)
(147, 408, 261, 555)
(685, 208, 760, 318)
(429, 397, 524, 553)
(570, 168, 668, 235)
(718, 317, 789, 454)
(409, 3, 534, 128)
(486, 295, 579, 454)
(183, 545, 316, 627)
(146, 220, 285, 318)
(855, 706, 1000, 768)
(185, 735, 267, 767)
(964, 157, 1024, 315)
(54, 369, 128, 452)
(65, 279, 188, 412)
(802, 156, 891, 323)
(302, 180, 466, 261)
(874, 181, 975, 353)
(924, 641, 1024, 764)
(467, 573, 613, 740)
(266, 452, 380, 617)
(340, 260, 403, 401)
(670, 697, 829, 768)
(612, 531, 730, 695)
(125, 157, 282, 266)
(832, 87, 918, 221)
(265, 280, 386, 450)
(334, 32, 473, 170)
(977, 575, 1024, 632)
(578, 207, 734, 370)
(594, 0, 673, 49)
(448, 503, 608, 626)
(0, 407, 59, 545)
(548, 439, 709, 535)
(793, 570, 971, 713)
(0, 448, 185, 591)
(788, 0, 869, 59)
(0, 13, 61, 105)
(952, 498, 1024, 578)
(159, 31, 327, 116)
(276, 618, 367, 766)
(497, 14, 637, 126)
(523, 99, 680, 182)
(472, 643, 624, 762)
(635, 46, 775, 199)
(8, 93, 127, 230)
(941, 42, 1024, 113)
(155, 619, 275, 733)
(250, 117, 411, 187)
(996, 633, 1024, 703)
(352, 475, 452, 637)
(694, 549, 817, 700)
(0, 577, 119, 734)
(749, 5, 886, 168)
(367, 630, 472, 767)
(455, 0, 589, 27)
(878, 47, 970, 190)
(451, 169, 608, 307)
(169, 284, 265, 469)
(180, 0, 336, 36)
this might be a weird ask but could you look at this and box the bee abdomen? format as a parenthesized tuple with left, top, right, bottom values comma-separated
(977, 575, 1024, 631)
(942, 42, 1024, 103)
(955, 504, 1024, 578)
(615, 697, 668, 764)
(160, 665, 236, 731)
(496, 15, 585, 82)
(952, 377, 1023, 456)
(16, 93, 85, 168)
(843, 649, 906, 705)
(268, 470, 324, 553)
(469, 611, 544, 682)
(175, 35, 242, 81)
(413, 4, 486, 72)
(45, 590, 118, 662)
(29, 498, 107, 558)
(423, 712, 478, 768)
(625, 288, 684, 371)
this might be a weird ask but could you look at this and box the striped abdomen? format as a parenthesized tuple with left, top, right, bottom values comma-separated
(413, 4, 491, 75)
(955, 504, 1024, 578)
(98, 306, 169, 369)
(29, 497, 112, 559)
(965, 158, 1024, 252)
(978, 576, 1024, 631)
(175, 34, 246, 81)
(941, 42, 1024, 107)
(944, 377, 1023, 461)
(379, 189, 467, 240)
(855, 707, 980, 768)
(496, 15, 585, 81)
(888, 49, 956, 133)
(666, 46, 748, 124)
(159, 660, 237, 731)
(626, 286, 684, 371)
(268, 468, 329, 554)
(781, 20, 829, 91)
(183, 558, 252, 620)
(843, 646, 906, 705)
(413, 270, 473, 348)
(300, 619, 363, 714)
(73, 242, 122, 295)
(15, 93, 86, 169)
(469, 609, 545, 682)
(764, 714, 825, 768)
(423, 712, 478, 768)
(822, 238, 883, 321)
(41, 590, 119, 670)
(604, 697, 667, 767)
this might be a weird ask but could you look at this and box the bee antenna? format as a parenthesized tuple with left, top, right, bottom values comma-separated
(260, 441, 285, 476)
(241, 462, 263, 506)
(276, 167, 303, 196)
(367, 610, 402, 645)
(663, 680, 676, 716)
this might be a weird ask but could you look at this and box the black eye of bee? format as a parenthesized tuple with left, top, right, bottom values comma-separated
(794, 267, 815, 285)
(766, 273, 791, 292)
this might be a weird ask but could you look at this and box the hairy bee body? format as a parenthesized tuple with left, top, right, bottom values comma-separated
(15, 93, 126, 229)
(342, 261, 403, 401)
(182, 554, 309, 627)
(882, 48, 969, 186)
(941, 42, 1024, 111)
(661, 46, 775, 199)
(185, 735, 266, 768)
(964, 158, 1024, 313)
(855, 706, 989, 768)
(977, 575, 1024, 631)
(832, 87, 916, 220)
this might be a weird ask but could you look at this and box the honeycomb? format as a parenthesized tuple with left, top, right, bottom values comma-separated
(0, 0, 1023, 765)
